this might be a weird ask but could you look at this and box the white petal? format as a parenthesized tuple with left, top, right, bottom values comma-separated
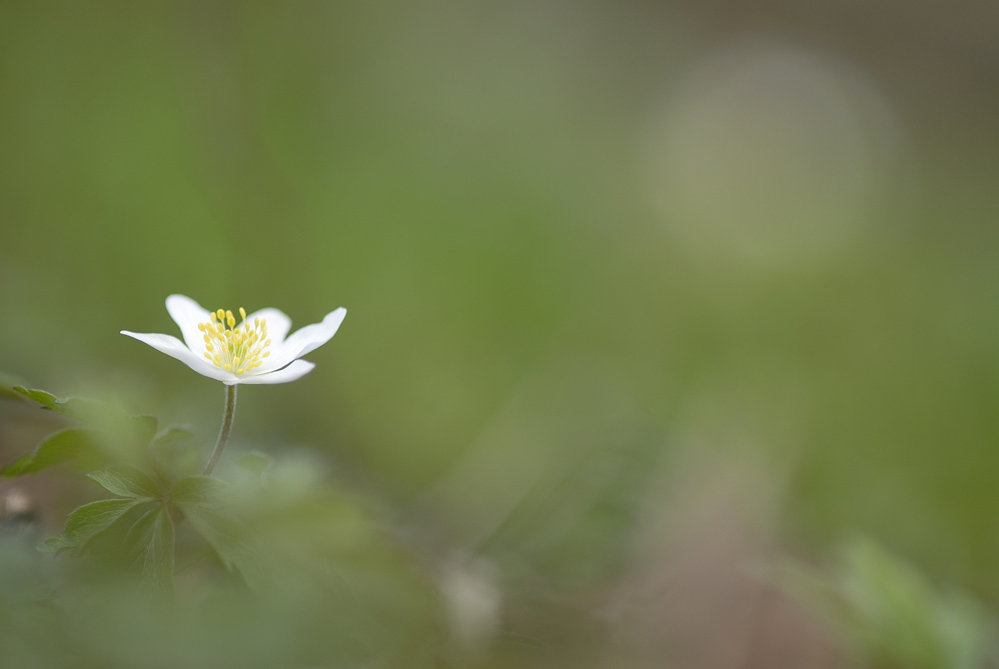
(241, 307, 292, 344)
(121, 331, 234, 383)
(255, 308, 346, 373)
(235, 359, 316, 385)
(165, 295, 213, 354)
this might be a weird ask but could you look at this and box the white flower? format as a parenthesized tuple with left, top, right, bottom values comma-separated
(122, 295, 346, 385)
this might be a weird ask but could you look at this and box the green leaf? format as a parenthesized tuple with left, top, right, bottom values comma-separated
(172, 476, 261, 587)
(12, 386, 60, 409)
(1, 428, 105, 476)
(172, 476, 231, 506)
(148, 426, 201, 477)
(152, 425, 194, 446)
(233, 451, 274, 478)
(122, 505, 174, 591)
(37, 536, 72, 554)
(87, 465, 162, 499)
(13, 386, 158, 442)
(151, 426, 196, 446)
(44, 498, 142, 555)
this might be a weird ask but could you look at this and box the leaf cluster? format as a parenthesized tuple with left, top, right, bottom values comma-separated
(3, 386, 257, 591)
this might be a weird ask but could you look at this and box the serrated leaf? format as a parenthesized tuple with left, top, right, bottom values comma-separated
(87, 465, 162, 499)
(47, 498, 142, 555)
(233, 451, 274, 478)
(1, 428, 105, 476)
(122, 505, 174, 591)
(172, 476, 261, 587)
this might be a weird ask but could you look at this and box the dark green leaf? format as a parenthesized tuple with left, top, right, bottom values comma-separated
(87, 465, 162, 499)
(1, 428, 105, 476)
(122, 505, 174, 591)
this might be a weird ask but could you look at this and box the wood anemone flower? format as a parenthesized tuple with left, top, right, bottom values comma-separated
(122, 295, 346, 385)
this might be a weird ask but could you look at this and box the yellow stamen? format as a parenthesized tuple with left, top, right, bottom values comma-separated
(198, 305, 275, 377)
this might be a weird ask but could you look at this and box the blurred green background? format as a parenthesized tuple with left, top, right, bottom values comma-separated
(2, 2, 999, 667)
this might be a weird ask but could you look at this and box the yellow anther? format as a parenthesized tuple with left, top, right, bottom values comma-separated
(198, 304, 279, 376)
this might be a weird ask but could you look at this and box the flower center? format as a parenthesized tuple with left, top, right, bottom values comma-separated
(197, 307, 272, 374)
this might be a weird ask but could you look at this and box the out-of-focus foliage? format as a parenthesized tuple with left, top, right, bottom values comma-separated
(1, 386, 446, 668)
(782, 539, 995, 669)
(2, 1, 999, 667)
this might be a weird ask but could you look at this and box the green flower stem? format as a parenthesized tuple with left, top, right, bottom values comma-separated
(203, 384, 237, 476)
